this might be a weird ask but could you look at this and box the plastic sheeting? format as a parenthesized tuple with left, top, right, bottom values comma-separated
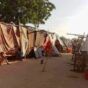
(35, 31, 45, 47)
(12, 25, 20, 47)
(20, 26, 29, 57)
(80, 36, 88, 52)
(0, 23, 19, 53)
(49, 34, 60, 55)
(28, 30, 35, 52)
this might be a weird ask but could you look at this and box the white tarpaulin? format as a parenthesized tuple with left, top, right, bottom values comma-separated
(20, 26, 29, 57)
(80, 36, 88, 52)
(49, 34, 60, 55)
(0, 23, 19, 53)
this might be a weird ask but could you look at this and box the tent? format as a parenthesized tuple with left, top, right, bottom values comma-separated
(0, 22, 19, 54)
(27, 30, 36, 52)
(55, 35, 65, 52)
(0, 22, 62, 60)
(27, 30, 47, 58)
(19, 26, 29, 57)
(49, 33, 60, 56)
(43, 33, 60, 56)
(35, 30, 47, 47)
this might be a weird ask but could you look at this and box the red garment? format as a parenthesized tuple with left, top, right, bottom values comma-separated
(44, 40, 52, 53)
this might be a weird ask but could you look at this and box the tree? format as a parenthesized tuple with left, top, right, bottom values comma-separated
(27, 0, 55, 29)
(0, 0, 55, 28)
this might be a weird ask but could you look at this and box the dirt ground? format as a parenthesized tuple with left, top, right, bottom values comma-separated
(0, 54, 88, 88)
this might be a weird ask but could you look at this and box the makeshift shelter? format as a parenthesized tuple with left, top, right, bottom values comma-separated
(0, 22, 63, 61)
(25, 28, 36, 58)
(0, 22, 19, 54)
(49, 33, 60, 56)
(27, 30, 47, 58)
(43, 33, 60, 56)
(43, 34, 52, 56)
(12, 25, 20, 47)
(19, 26, 29, 57)
(0, 22, 21, 64)
(35, 30, 47, 47)
(27, 30, 36, 51)
(55, 35, 65, 52)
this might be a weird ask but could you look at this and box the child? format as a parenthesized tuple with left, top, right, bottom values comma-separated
(37, 46, 44, 64)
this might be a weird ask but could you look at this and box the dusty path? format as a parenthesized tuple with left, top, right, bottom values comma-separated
(0, 54, 88, 88)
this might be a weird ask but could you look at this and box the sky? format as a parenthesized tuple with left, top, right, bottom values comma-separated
(39, 0, 88, 38)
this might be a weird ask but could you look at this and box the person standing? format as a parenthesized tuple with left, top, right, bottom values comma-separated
(37, 46, 44, 64)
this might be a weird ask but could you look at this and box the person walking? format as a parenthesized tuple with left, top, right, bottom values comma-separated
(37, 46, 44, 64)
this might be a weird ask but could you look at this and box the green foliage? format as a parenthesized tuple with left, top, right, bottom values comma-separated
(0, 0, 55, 27)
